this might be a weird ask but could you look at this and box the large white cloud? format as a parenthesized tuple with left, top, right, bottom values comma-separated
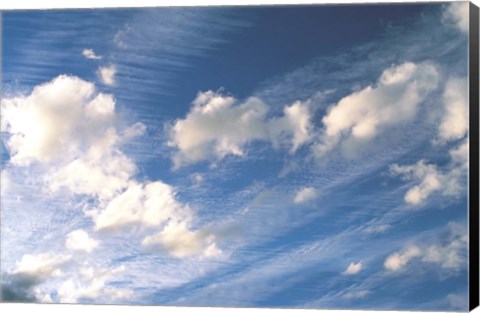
(1, 75, 145, 200)
(2, 74, 219, 260)
(168, 91, 312, 167)
(314, 62, 439, 157)
(1, 75, 116, 166)
(435, 77, 468, 144)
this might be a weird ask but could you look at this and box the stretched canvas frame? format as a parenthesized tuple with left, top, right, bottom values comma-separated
(0, 0, 479, 312)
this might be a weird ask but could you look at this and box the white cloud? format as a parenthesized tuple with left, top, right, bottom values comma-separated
(390, 160, 443, 206)
(97, 65, 116, 86)
(47, 147, 137, 200)
(0, 75, 148, 201)
(421, 222, 467, 270)
(13, 253, 71, 279)
(1, 170, 10, 195)
(65, 229, 99, 253)
(269, 101, 312, 152)
(82, 49, 102, 60)
(363, 224, 391, 234)
(87, 181, 191, 231)
(293, 187, 318, 204)
(443, 2, 469, 33)
(343, 290, 370, 299)
(142, 221, 222, 259)
(57, 265, 133, 303)
(384, 245, 421, 271)
(168, 90, 312, 167)
(191, 173, 204, 185)
(1, 75, 116, 165)
(447, 292, 468, 310)
(385, 223, 467, 273)
(342, 261, 363, 275)
(449, 138, 469, 168)
(314, 62, 439, 157)
(391, 132, 468, 206)
(435, 77, 468, 144)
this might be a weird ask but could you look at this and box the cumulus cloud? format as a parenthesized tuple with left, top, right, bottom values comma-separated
(435, 77, 468, 144)
(97, 65, 116, 86)
(65, 229, 99, 253)
(443, 2, 469, 33)
(390, 160, 443, 206)
(391, 135, 468, 207)
(13, 253, 71, 278)
(2, 74, 218, 259)
(142, 221, 222, 259)
(342, 261, 363, 275)
(421, 222, 468, 270)
(47, 146, 137, 201)
(1, 253, 71, 302)
(384, 245, 421, 271)
(385, 223, 467, 272)
(87, 181, 191, 231)
(57, 265, 133, 303)
(314, 62, 439, 157)
(293, 187, 318, 204)
(82, 49, 102, 60)
(168, 90, 312, 167)
(0, 74, 146, 200)
(1, 75, 116, 165)
(449, 138, 469, 168)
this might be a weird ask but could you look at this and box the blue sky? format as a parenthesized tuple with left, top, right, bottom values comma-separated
(0, 1, 471, 310)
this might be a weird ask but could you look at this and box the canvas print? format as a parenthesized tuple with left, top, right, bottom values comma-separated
(0, 1, 477, 311)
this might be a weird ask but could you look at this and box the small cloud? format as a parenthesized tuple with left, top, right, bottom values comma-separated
(342, 261, 363, 275)
(65, 229, 99, 253)
(82, 49, 102, 60)
(343, 290, 370, 299)
(443, 2, 469, 33)
(97, 65, 116, 86)
(364, 224, 391, 234)
(142, 221, 221, 259)
(390, 160, 443, 206)
(435, 77, 468, 145)
(294, 187, 317, 204)
(384, 245, 421, 271)
(191, 173, 204, 185)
